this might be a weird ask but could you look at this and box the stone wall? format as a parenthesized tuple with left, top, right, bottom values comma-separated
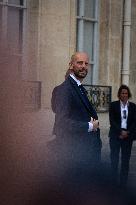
(36, 0, 76, 108)
(99, 0, 123, 100)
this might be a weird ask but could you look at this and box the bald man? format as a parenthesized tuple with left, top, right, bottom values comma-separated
(51, 52, 102, 184)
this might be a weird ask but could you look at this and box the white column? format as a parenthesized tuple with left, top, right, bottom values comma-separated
(121, 0, 131, 85)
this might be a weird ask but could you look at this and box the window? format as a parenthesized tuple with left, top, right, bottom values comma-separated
(76, 0, 99, 84)
(8, 0, 24, 6)
(0, 0, 26, 77)
(0, 0, 26, 7)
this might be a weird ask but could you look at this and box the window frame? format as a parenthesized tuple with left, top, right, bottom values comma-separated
(0, 0, 27, 8)
(76, 0, 99, 84)
(0, 0, 27, 79)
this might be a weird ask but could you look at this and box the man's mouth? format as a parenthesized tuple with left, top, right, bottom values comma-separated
(79, 70, 87, 74)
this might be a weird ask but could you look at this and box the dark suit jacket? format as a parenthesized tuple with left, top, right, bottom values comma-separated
(50, 76, 102, 168)
(52, 76, 98, 139)
(108, 100, 136, 140)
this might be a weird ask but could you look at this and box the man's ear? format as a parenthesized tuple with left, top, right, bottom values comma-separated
(69, 62, 73, 70)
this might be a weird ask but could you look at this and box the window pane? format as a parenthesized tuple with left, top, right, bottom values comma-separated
(83, 64, 93, 84)
(76, 20, 82, 51)
(7, 7, 23, 53)
(76, 20, 79, 49)
(84, 21, 94, 61)
(8, 0, 24, 6)
(84, 0, 95, 18)
(76, 0, 84, 16)
(77, 0, 79, 15)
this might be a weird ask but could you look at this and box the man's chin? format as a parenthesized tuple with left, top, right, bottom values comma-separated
(74, 72, 87, 79)
(79, 74, 87, 78)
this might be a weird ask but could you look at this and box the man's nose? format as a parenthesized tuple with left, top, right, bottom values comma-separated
(82, 62, 87, 67)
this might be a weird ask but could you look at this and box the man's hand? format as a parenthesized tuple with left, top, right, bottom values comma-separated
(119, 130, 128, 139)
(90, 117, 99, 131)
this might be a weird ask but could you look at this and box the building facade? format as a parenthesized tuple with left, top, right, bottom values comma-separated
(0, 0, 136, 108)
(1, 0, 136, 133)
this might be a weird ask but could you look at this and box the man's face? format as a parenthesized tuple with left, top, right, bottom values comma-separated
(70, 53, 89, 80)
(120, 89, 129, 103)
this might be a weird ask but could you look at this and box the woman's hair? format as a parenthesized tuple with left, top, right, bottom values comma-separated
(117, 84, 132, 99)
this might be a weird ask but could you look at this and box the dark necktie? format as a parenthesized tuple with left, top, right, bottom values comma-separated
(78, 84, 91, 105)
(123, 110, 127, 119)
(79, 84, 98, 119)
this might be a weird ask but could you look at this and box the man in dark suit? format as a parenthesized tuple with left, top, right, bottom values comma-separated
(51, 52, 102, 182)
(109, 84, 136, 188)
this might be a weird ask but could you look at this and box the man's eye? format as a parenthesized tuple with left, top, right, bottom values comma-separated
(77, 62, 83, 65)
(77, 61, 88, 65)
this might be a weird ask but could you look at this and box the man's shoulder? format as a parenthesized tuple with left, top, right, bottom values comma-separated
(59, 76, 75, 89)
(52, 80, 68, 91)
(110, 100, 119, 106)
(52, 78, 72, 96)
(129, 101, 136, 107)
(109, 101, 120, 112)
(52, 76, 77, 97)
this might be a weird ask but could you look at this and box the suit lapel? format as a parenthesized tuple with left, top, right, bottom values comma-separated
(127, 102, 131, 123)
(117, 101, 121, 122)
(68, 76, 94, 114)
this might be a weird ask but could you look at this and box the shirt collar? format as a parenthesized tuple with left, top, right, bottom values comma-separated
(120, 100, 129, 108)
(70, 74, 81, 86)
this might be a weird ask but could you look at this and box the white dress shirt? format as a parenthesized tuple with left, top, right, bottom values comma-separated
(120, 101, 128, 129)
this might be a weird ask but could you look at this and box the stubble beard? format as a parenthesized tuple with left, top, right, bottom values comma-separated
(74, 70, 88, 80)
